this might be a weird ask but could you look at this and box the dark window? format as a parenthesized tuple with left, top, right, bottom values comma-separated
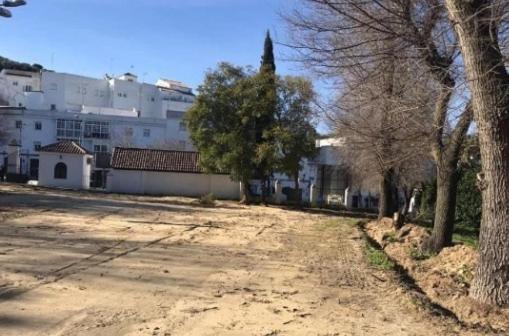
(50, 104, 56, 111)
(54, 162, 67, 179)
(15, 120, 22, 129)
(35, 121, 42, 130)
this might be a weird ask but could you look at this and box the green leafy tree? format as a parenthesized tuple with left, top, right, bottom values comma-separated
(274, 76, 318, 205)
(185, 63, 258, 203)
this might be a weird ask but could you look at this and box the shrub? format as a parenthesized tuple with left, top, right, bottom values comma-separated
(456, 166, 481, 229)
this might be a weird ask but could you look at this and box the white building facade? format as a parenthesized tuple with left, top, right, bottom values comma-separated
(0, 69, 194, 186)
(38, 141, 93, 190)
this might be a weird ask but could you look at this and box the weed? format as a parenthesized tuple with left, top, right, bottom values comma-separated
(365, 244, 395, 270)
(409, 247, 436, 261)
(382, 231, 399, 243)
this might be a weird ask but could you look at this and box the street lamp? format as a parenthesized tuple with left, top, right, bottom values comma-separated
(0, 0, 26, 18)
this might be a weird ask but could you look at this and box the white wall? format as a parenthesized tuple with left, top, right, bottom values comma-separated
(0, 70, 41, 107)
(108, 169, 240, 200)
(38, 152, 92, 190)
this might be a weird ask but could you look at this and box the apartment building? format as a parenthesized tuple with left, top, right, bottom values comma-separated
(0, 69, 195, 187)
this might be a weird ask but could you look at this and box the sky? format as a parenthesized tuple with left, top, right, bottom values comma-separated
(0, 0, 302, 90)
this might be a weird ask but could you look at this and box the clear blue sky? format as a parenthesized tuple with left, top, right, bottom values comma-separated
(0, 0, 299, 89)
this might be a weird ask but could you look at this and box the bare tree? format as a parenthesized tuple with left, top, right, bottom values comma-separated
(284, 0, 472, 252)
(332, 46, 436, 219)
(444, 0, 509, 306)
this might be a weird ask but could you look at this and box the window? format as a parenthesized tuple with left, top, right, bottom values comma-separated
(150, 97, 155, 102)
(93, 144, 108, 153)
(143, 129, 151, 137)
(50, 104, 57, 111)
(125, 127, 134, 136)
(23, 85, 33, 92)
(166, 110, 185, 119)
(123, 93, 127, 98)
(84, 121, 110, 139)
(12, 81, 18, 86)
(56, 119, 81, 141)
(179, 121, 187, 131)
(15, 120, 22, 129)
(33, 141, 41, 151)
(54, 162, 67, 179)
(117, 93, 122, 98)
(35, 121, 42, 130)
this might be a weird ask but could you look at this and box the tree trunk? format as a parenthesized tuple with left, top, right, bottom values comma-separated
(240, 179, 252, 205)
(395, 187, 412, 230)
(426, 104, 472, 252)
(425, 166, 459, 252)
(378, 168, 397, 219)
(294, 173, 301, 208)
(445, 0, 509, 306)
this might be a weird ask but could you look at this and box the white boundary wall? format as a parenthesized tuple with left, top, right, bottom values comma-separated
(107, 169, 240, 200)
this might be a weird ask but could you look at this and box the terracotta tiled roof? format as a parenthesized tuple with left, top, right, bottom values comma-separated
(111, 147, 206, 174)
(40, 141, 92, 155)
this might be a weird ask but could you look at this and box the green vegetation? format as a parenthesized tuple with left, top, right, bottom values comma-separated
(382, 232, 399, 243)
(0, 56, 43, 72)
(186, 33, 317, 204)
(365, 245, 395, 270)
(409, 247, 436, 261)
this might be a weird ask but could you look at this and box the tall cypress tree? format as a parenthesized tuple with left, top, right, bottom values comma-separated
(261, 30, 276, 73)
(255, 30, 278, 203)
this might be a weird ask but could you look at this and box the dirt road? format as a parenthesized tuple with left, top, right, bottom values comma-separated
(0, 184, 473, 335)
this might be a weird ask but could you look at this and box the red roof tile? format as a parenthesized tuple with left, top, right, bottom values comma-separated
(111, 147, 205, 174)
(40, 141, 92, 155)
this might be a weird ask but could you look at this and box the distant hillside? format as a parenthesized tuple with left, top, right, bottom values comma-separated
(0, 56, 43, 72)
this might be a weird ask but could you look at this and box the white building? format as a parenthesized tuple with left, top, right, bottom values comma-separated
(0, 69, 195, 187)
(38, 141, 93, 190)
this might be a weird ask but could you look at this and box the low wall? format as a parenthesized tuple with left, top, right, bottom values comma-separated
(108, 169, 240, 200)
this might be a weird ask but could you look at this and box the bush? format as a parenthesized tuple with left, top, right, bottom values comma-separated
(456, 166, 481, 229)
(418, 179, 436, 220)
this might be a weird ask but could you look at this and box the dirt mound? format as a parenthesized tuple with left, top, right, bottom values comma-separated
(365, 220, 509, 332)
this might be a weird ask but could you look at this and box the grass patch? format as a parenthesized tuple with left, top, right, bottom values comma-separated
(409, 247, 436, 261)
(452, 223, 479, 248)
(382, 231, 399, 243)
(365, 244, 395, 270)
(413, 221, 479, 249)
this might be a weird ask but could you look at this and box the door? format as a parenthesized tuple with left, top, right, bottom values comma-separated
(30, 159, 39, 179)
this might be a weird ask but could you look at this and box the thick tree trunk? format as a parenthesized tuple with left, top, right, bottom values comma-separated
(425, 166, 459, 252)
(240, 179, 252, 205)
(425, 104, 472, 252)
(445, 0, 509, 306)
(378, 168, 397, 219)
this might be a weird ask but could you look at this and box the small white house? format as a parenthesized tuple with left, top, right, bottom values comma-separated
(107, 147, 240, 200)
(38, 141, 93, 190)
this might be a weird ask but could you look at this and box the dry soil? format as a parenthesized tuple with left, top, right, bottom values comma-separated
(0, 184, 483, 335)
